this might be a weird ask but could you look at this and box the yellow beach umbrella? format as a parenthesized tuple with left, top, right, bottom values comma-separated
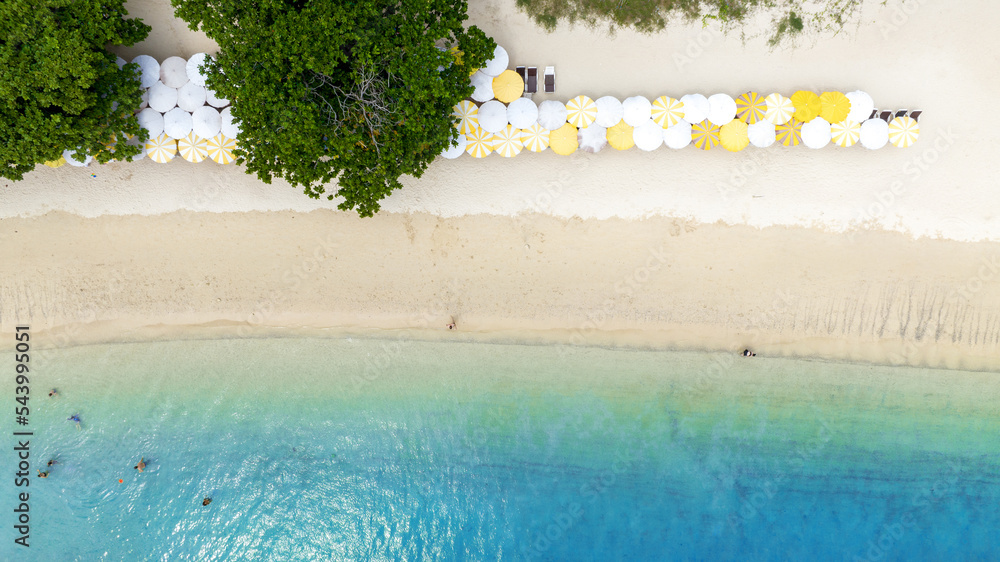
(565, 95, 597, 128)
(206, 134, 237, 164)
(691, 119, 721, 150)
(735, 92, 767, 124)
(819, 91, 851, 124)
(549, 123, 579, 155)
(520, 124, 550, 152)
(43, 157, 66, 168)
(888, 116, 920, 148)
(775, 118, 803, 147)
(144, 133, 177, 163)
(765, 93, 794, 125)
(651, 96, 684, 128)
(790, 91, 821, 122)
(178, 133, 209, 163)
(492, 70, 524, 104)
(452, 100, 478, 135)
(831, 120, 861, 147)
(606, 120, 634, 150)
(465, 127, 495, 158)
(719, 119, 750, 152)
(493, 125, 523, 157)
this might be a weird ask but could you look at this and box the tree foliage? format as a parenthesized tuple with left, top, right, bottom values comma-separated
(0, 0, 150, 180)
(172, 0, 495, 217)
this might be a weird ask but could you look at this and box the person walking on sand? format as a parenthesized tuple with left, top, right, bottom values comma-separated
(447, 316, 456, 330)
(134, 457, 146, 472)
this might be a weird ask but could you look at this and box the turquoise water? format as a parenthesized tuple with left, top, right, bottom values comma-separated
(3, 337, 998, 560)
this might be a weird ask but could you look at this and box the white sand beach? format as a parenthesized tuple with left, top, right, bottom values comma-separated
(2, 0, 999, 370)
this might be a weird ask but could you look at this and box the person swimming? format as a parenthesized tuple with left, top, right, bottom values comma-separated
(47, 459, 57, 467)
(202, 497, 212, 506)
(37, 470, 49, 478)
(68, 414, 81, 429)
(49, 389, 58, 397)
(134, 457, 146, 472)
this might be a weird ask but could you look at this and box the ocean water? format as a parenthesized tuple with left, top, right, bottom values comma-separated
(3, 337, 998, 561)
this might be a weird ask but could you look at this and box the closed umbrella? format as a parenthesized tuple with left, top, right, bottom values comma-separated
(566, 95, 597, 128)
(791, 90, 821, 122)
(831, 120, 861, 147)
(622, 96, 652, 127)
(549, 123, 579, 155)
(707, 93, 737, 127)
(206, 134, 237, 164)
(632, 119, 663, 151)
(845, 91, 875, 123)
(888, 116, 919, 148)
(160, 56, 189, 88)
(719, 119, 749, 152)
(606, 120, 634, 151)
(441, 134, 467, 159)
(775, 118, 803, 147)
(651, 96, 684, 128)
(205, 87, 229, 108)
(819, 92, 851, 124)
(520, 124, 549, 152)
(453, 100, 478, 134)
(578, 125, 607, 153)
(465, 127, 495, 158)
(691, 119, 721, 150)
(144, 133, 177, 163)
(177, 82, 207, 112)
(595, 96, 623, 128)
(62, 149, 91, 167)
(493, 125, 523, 157)
(735, 91, 767, 124)
(537, 100, 567, 130)
(178, 133, 209, 163)
(482, 45, 509, 77)
(748, 121, 776, 148)
(477, 100, 507, 134)
(131, 55, 159, 88)
(680, 94, 709, 124)
(493, 70, 524, 103)
(663, 120, 692, 149)
(192, 106, 222, 138)
(148, 81, 177, 112)
(220, 107, 240, 139)
(801, 117, 832, 149)
(507, 98, 538, 129)
(137, 107, 164, 138)
(163, 107, 193, 140)
(470, 71, 493, 103)
(186, 53, 210, 86)
(765, 93, 794, 125)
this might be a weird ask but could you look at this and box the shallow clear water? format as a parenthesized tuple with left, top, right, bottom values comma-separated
(4, 337, 998, 560)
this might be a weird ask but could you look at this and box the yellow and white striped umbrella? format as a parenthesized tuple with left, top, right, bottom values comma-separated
(691, 119, 721, 150)
(606, 120, 634, 150)
(719, 119, 749, 152)
(831, 120, 861, 147)
(465, 127, 495, 158)
(43, 157, 66, 168)
(206, 134, 237, 164)
(493, 125, 523, 157)
(735, 92, 767, 124)
(520, 124, 549, 152)
(144, 133, 177, 163)
(178, 133, 209, 163)
(765, 93, 795, 125)
(790, 90, 821, 122)
(565, 95, 597, 128)
(775, 118, 803, 147)
(651, 96, 684, 128)
(888, 116, 920, 148)
(452, 100, 478, 135)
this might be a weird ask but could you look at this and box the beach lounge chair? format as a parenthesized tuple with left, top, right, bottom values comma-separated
(879, 110, 893, 122)
(869, 109, 878, 120)
(525, 67, 538, 95)
(908, 110, 922, 122)
(895, 109, 908, 119)
(544, 66, 555, 93)
(516, 66, 525, 81)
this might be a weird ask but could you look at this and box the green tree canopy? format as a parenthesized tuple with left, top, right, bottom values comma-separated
(0, 0, 150, 180)
(173, 0, 495, 217)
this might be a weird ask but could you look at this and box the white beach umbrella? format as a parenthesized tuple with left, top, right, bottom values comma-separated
(747, 120, 776, 148)
(163, 107, 193, 140)
(131, 55, 159, 88)
(160, 56, 189, 88)
(578, 124, 608, 153)
(139, 88, 149, 110)
(221, 107, 240, 139)
(477, 100, 508, 134)
(537, 100, 568, 130)
(801, 117, 832, 149)
(470, 70, 494, 103)
(845, 90, 875, 123)
(441, 134, 467, 159)
(680, 94, 710, 124)
(205, 87, 229, 109)
(633, 119, 664, 151)
(663, 120, 692, 149)
(482, 45, 509, 77)
(147, 81, 177, 113)
(595, 96, 623, 128)
(507, 98, 538, 129)
(115, 56, 127, 69)
(860, 119, 889, 149)
(62, 149, 92, 167)
(123, 133, 147, 162)
(622, 96, 652, 127)
(177, 82, 207, 112)
(192, 106, 222, 138)
(136, 107, 164, 138)
(186, 53, 210, 87)
(707, 93, 737, 127)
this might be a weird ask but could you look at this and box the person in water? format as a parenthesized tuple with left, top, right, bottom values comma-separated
(37, 470, 49, 478)
(743, 349, 756, 357)
(47, 459, 57, 467)
(202, 497, 212, 506)
(68, 414, 81, 429)
(49, 389, 58, 397)
(134, 457, 146, 472)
